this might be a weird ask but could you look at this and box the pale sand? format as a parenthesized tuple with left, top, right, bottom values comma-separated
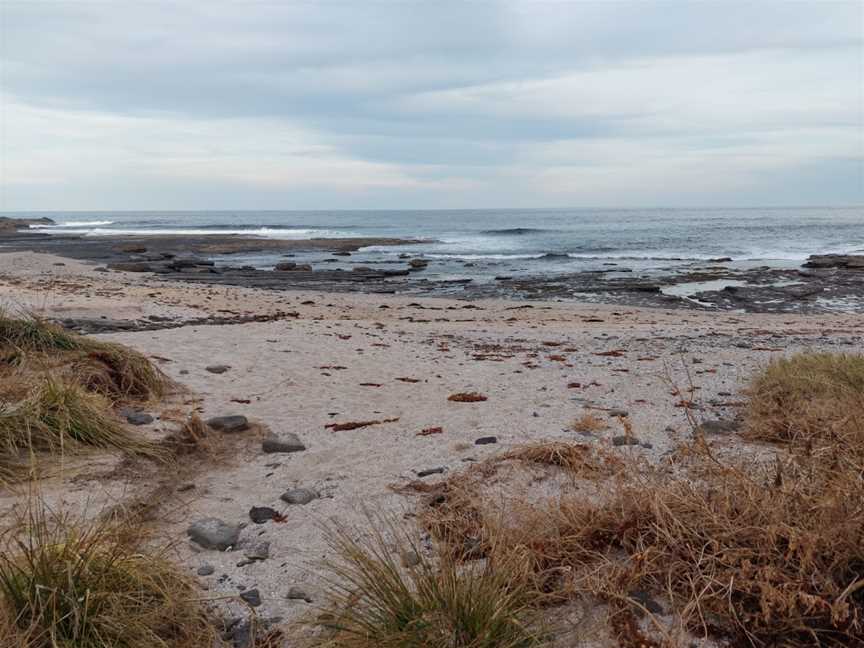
(1, 251, 862, 645)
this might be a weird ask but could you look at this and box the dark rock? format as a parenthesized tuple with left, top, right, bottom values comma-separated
(207, 415, 249, 433)
(695, 420, 740, 435)
(416, 467, 446, 477)
(408, 258, 429, 269)
(280, 488, 317, 505)
(286, 586, 313, 602)
(803, 254, 864, 270)
(274, 261, 297, 271)
(612, 435, 641, 447)
(607, 409, 629, 418)
(119, 244, 148, 253)
(125, 411, 154, 426)
(261, 432, 305, 453)
(249, 506, 279, 524)
(197, 564, 215, 576)
(107, 262, 153, 273)
(206, 364, 231, 374)
(187, 518, 241, 550)
(474, 436, 497, 445)
(239, 588, 262, 607)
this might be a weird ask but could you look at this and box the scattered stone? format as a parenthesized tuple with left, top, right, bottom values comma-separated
(197, 564, 215, 576)
(125, 411, 154, 426)
(249, 506, 279, 524)
(280, 488, 317, 505)
(239, 588, 262, 607)
(695, 420, 740, 435)
(206, 364, 231, 374)
(286, 586, 313, 602)
(262, 432, 306, 453)
(416, 467, 445, 478)
(207, 415, 249, 433)
(187, 518, 241, 550)
(474, 436, 497, 445)
(243, 541, 270, 561)
(612, 435, 641, 447)
(607, 408, 629, 418)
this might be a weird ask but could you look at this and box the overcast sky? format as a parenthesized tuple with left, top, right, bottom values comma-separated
(1, 1, 861, 211)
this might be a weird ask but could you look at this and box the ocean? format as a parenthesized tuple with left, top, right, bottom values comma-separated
(18, 207, 864, 283)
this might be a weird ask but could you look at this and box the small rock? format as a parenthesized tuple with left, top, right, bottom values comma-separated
(243, 541, 270, 561)
(281, 488, 317, 505)
(607, 409, 629, 418)
(416, 467, 445, 478)
(474, 436, 497, 445)
(249, 506, 279, 524)
(239, 588, 262, 607)
(187, 518, 241, 550)
(261, 432, 306, 453)
(206, 364, 231, 374)
(207, 415, 249, 433)
(612, 435, 641, 447)
(125, 411, 154, 426)
(274, 261, 297, 271)
(695, 420, 740, 435)
(197, 564, 215, 576)
(286, 586, 313, 602)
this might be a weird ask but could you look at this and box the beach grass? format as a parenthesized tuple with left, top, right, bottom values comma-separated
(314, 521, 545, 648)
(0, 500, 214, 648)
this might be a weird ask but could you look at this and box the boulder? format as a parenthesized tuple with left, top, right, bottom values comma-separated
(274, 262, 297, 271)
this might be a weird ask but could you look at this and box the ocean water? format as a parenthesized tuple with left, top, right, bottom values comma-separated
(20, 207, 864, 282)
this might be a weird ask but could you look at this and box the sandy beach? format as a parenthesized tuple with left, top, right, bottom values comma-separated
(1, 249, 862, 645)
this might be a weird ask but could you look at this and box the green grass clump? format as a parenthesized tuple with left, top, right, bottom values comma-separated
(0, 314, 82, 354)
(0, 380, 161, 478)
(314, 523, 544, 648)
(745, 352, 864, 447)
(0, 502, 214, 648)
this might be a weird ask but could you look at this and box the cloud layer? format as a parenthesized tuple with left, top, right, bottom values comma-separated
(1, 1, 861, 209)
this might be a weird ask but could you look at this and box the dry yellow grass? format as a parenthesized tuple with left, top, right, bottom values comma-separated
(569, 413, 608, 433)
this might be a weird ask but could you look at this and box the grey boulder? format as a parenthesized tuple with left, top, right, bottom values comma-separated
(207, 415, 249, 433)
(187, 518, 241, 550)
(262, 432, 305, 453)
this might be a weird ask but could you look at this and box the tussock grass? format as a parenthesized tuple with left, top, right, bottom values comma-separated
(0, 501, 214, 648)
(745, 352, 864, 449)
(72, 342, 171, 402)
(503, 442, 621, 478)
(313, 522, 545, 648)
(0, 314, 82, 354)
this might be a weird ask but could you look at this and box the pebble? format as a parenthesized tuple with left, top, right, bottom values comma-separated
(205, 364, 231, 374)
(607, 409, 629, 418)
(239, 588, 262, 607)
(197, 564, 215, 576)
(243, 541, 270, 561)
(125, 411, 154, 426)
(474, 436, 497, 445)
(416, 467, 445, 477)
(612, 435, 641, 447)
(280, 488, 317, 505)
(187, 518, 241, 551)
(248, 506, 279, 524)
(261, 432, 306, 453)
(286, 586, 313, 602)
(695, 420, 740, 435)
(207, 415, 249, 433)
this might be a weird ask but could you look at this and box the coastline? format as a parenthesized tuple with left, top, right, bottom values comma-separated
(1, 250, 862, 645)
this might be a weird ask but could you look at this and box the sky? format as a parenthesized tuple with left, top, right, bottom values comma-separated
(0, 1, 862, 211)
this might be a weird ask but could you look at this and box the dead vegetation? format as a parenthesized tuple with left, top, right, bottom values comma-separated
(569, 412, 609, 433)
(384, 352, 864, 647)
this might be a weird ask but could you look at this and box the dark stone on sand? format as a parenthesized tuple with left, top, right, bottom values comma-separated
(695, 420, 740, 435)
(239, 589, 262, 607)
(607, 409, 629, 418)
(474, 436, 497, 445)
(417, 467, 446, 477)
(206, 364, 231, 374)
(249, 506, 279, 524)
(197, 564, 215, 576)
(286, 586, 313, 602)
(612, 435, 641, 446)
(207, 415, 249, 433)
(261, 433, 305, 453)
